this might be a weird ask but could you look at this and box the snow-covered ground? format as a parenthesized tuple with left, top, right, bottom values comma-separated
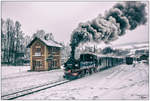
(112, 42, 149, 50)
(1, 66, 64, 95)
(14, 62, 148, 100)
(2, 65, 30, 77)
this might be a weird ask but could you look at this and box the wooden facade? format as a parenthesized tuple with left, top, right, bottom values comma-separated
(27, 37, 61, 71)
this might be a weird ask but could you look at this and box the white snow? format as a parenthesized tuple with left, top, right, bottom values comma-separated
(112, 42, 149, 50)
(1, 66, 64, 95)
(13, 62, 148, 100)
(40, 37, 62, 47)
(132, 43, 148, 48)
(113, 45, 133, 50)
(1, 65, 30, 77)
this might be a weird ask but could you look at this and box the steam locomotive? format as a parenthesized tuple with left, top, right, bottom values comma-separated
(63, 53, 124, 80)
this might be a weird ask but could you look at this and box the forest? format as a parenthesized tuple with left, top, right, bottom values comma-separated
(1, 18, 69, 65)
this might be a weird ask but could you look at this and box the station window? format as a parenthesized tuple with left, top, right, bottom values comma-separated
(35, 47, 41, 56)
(33, 60, 43, 70)
(52, 60, 57, 67)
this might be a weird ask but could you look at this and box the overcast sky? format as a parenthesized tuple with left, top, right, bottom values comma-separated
(2, 1, 149, 46)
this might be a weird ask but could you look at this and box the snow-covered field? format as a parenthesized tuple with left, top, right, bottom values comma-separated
(1, 66, 64, 95)
(2, 65, 30, 77)
(9, 62, 148, 100)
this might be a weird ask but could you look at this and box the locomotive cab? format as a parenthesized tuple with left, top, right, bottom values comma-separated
(80, 53, 98, 69)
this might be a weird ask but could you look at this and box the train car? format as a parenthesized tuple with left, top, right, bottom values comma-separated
(125, 56, 133, 65)
(63, 53, 124, 80)
(97, 55, 124, 71)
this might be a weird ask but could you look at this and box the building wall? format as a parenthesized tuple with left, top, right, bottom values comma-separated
(47, 47, 61, 70)
(30, 46, 32, 70)
(31, 40, 45, 71)
(44, 46, 48, 70)
(30, 39, 61, 71)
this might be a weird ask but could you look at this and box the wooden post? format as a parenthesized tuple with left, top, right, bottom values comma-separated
(30, 46, 32, 70)
(59, 49, 61, 68)
(44, 46, 48, 70)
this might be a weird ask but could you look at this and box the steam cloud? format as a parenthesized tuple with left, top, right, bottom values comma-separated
(70, 1, 147, 58)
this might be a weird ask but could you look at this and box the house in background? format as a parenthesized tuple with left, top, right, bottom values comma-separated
(27, 37, 62, 71)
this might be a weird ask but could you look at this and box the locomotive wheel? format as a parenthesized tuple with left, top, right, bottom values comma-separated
(79, 70, 85, 78)
(78, 72, 82, 78)
(84, 69, 88, 75)
(89, 68, 92, 75)
(84, 69, 87, 75)
(93, 68, 96, 73)
(83, 70, 86, 76)
(93, 68, 98, 73)
(85, 69, 87, 75)
(87, 69, 90, 75)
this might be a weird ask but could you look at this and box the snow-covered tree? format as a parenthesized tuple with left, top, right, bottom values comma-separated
(5, 18, 15, 64)
(32, 29, 46, 39)
(1, 18, 26, 65)
(44, 33, 54, 40)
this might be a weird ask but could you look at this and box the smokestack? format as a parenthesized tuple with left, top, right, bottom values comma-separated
(69, 1, 147, 60)
(70, 45, 75, 59)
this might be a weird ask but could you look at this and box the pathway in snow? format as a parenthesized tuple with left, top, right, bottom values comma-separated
(16, 62, 148, 100)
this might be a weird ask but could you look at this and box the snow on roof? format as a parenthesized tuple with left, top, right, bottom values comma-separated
(80, 52, 123, 58)
(40, 38, 62, 48)
(112, 42, 149, 50)
(27, 37, 62, 48)
(113, 45, 133, 50)
(133, 43, 149, 47)
(130, 47, 149, 51)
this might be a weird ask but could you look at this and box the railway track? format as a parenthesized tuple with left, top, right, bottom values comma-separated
(2, 65, 122, 100)
(2, 70, 97, 100)
(2, 71, 93, 100)
(1, 79, 70, 100)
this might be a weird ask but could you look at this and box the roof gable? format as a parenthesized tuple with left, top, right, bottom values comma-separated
(27, 37, 62, 48)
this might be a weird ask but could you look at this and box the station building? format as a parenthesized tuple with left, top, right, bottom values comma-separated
(27, 37, 62, 71)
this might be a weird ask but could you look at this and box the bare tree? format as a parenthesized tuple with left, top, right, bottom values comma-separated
(5, 18, 15, 64)
(1, 18, 5, 63)
(1, 18, 26, 65)
(32, 29, 45, 39)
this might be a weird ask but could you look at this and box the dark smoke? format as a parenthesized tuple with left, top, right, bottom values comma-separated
(109, 1, 147, 30)
(70, 1, 147, 59)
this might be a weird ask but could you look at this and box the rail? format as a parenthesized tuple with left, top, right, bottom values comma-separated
(1, 79, 70, 100)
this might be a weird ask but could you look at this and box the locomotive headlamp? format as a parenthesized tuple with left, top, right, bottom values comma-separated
(66, 70, 71, 73)
(72, 72, 78, 76)
(75, 64, 78, 67)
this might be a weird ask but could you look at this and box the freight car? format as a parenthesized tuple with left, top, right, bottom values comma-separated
(63, 53, 124, 80)
(125, 56, 133, 65)
(97, 56, 124, 71)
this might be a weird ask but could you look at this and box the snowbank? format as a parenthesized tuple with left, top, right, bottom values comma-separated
(16, 62, 148, 100)
(1, 65, 30, 77)
(1, 66, 64, 95)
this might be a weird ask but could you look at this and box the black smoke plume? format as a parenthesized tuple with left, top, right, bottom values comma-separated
(70, 1, 147, 59)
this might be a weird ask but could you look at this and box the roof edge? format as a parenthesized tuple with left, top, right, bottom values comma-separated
(26, 37, 63, 48)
